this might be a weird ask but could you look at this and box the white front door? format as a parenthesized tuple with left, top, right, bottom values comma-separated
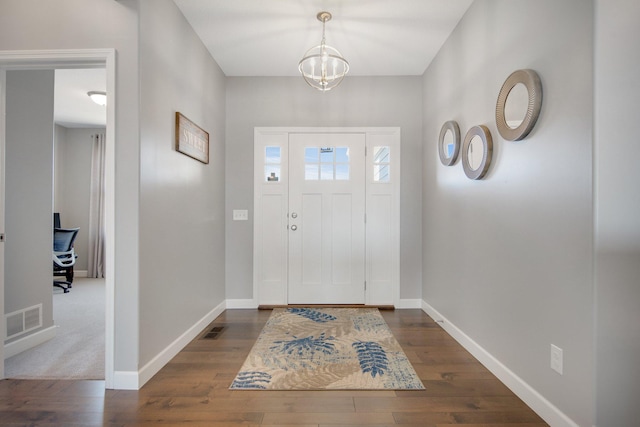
(287, 133, 365, 304)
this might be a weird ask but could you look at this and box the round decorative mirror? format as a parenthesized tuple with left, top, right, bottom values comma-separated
(467, 135, 484, 170)
(496, 69, 542, 141)
(504, 83, 529, 129)
(438, 120, 460, 166)
(462, 125, 493, 180)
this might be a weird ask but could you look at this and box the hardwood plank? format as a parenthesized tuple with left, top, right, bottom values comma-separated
(393, 410, 546, 424)
(135, 396, 355, 413)
(354, 396, 532, 413)
(261, 411, 396, 425)
(105, 409, 264, 424)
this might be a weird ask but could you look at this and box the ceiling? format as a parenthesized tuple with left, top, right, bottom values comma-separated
(173, 0, 474, 76)
(54, 68, 106, 128)
(55, 1, 473, 127)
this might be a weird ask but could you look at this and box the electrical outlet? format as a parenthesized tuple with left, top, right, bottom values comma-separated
(550, 344, 563, 375)
(233, 210, 249, 221)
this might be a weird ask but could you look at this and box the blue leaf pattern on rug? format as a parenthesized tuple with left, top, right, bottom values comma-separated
(353, 341, 389, 378)
(230, 371, 272, 389)
(272, 333, 336, 357)
(287, 308, 337, 323)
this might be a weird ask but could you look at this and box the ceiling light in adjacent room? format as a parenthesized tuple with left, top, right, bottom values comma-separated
(299, 11, 349, 92)
(87, 91, 107, 106)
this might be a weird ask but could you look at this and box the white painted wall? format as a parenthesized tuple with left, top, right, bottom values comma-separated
(422, 1, 593, 425)
(226, 76, 423, 303)
(0, 0, 140, 372)
(5, 70, 55, 340)
(54, 126, 103, 272)
(594, 0, 640, 425)
(138, 0, 226, 366)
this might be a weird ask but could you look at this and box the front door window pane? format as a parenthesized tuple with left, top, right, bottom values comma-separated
(335, 164, 350, 180)
(320, 147, 334, 163)
(305, 147, 319, 162)
(335, 147, 350, 162)
(305, 164, 319, 180)
(320, 163, 333, 180)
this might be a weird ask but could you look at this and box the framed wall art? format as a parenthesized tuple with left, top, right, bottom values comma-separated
(175, 112, 209, 164)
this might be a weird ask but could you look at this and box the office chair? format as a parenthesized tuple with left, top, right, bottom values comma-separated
(53, 227, 79, 293)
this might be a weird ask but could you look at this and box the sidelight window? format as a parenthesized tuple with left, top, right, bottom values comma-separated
(265, 146, 281, 182)
(373, 146, 390, 182)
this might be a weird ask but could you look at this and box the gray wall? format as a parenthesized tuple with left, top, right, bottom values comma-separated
(54, 126, 104, 272)
(5, 70, 55, 339)
(422, 1, 593, 425)
(138, 0, 227, 366)
(594, 0, 640, 425)
(0, 0, 141, 372)
(225, 76, 423, 302)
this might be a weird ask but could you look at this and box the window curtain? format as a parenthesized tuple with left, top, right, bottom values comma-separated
(87, 132, 106, 278)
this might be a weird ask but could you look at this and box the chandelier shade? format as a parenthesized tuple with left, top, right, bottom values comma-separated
(299, 11, 349, 92)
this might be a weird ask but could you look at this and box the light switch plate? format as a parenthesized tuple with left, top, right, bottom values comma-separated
(233, 209, 249, 221)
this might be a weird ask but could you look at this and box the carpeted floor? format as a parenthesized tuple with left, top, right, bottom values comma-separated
(4, 278, 105, 380)
(231, 307, 424, 390)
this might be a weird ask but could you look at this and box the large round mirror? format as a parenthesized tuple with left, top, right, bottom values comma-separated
(504, 83, 529, 129)
(496, 69, 542, 141)
(462, 125, 493, 180)
(438, 121, 460, 166)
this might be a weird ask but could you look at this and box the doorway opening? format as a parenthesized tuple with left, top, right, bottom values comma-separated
(0, 49, 116, 388)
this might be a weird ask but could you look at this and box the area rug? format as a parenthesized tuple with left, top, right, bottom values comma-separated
(230, 307, 424, 390)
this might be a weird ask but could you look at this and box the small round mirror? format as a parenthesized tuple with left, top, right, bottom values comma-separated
(462, 125, 493, 180)
(467, 135, 484, 171)
(438, 121, 460, 166)
(443, 130, 454, 159)
(504, 83, 529, 129)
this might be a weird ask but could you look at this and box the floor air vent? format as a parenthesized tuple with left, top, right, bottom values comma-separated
(202, 325, 225, 339)
(5, 304, 43, 339)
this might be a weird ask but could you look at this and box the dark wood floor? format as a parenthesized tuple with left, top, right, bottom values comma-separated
(0, 309, 548, 426)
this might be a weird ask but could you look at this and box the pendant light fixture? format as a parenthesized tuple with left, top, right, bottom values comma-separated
(298, 11, 349, 92)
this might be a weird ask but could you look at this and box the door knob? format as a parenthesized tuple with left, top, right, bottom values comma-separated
(291, 212, 298, 218)
(290, 225, 297, 231)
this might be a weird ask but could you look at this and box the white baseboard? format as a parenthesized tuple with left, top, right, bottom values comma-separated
(397, 298, 422, 309)
(4, 325, 57, 359)
(421, 300, 578, 427)
(111, 370, 139, 390)
(226, 299, 258, 309)
(112, 300, 226, 390)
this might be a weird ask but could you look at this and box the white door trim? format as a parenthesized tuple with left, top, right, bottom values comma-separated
(0, 49, 116, 388)
(254, 127, 400, 307)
